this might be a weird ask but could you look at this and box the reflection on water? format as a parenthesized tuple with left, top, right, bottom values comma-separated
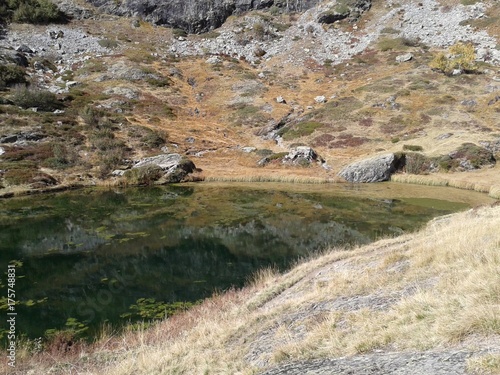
(0, 182, 492, 341)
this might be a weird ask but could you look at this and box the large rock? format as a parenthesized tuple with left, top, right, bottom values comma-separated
(338, 153, 402, 183)
(258, 146, 324, 167)
(283, 146, 324, 165)
(0, 47, 29, 67)
(317, 0, 371, 24)
(131, 153, 198, 183)
(85, 0, 320, 33)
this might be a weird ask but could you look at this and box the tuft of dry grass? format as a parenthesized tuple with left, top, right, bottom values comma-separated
(391, 168, 500, 199)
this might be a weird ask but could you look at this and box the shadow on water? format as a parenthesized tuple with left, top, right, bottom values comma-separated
(0, 182, 493, 342)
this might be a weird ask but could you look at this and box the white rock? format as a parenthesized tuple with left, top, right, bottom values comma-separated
(0, 147, 4, 156)
(66, 81, 80, 88)
(396, 53, 413, 63)
(276, 96, 286, 104)
(205, 56, 222, 64)
(112, 170, 126, 176)
(314, 95, 326, 103)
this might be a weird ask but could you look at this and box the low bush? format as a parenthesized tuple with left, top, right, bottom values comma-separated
(403, 144, 423, 152)
(278, 121, 323, 141)
(0, 65, 26, 88)
(98, 38, 119, 49)
(124, 165, 163, 186)
(378, 37, 407, 52)
(9, 0, 66, 24)
(10, 85, 63, 111)
(79, 105, 102, 127)
(430, 43, 477, 75)
(146, 76, 172, 88)
(42, 143, 79, 169)
(405, 152, 433, 174)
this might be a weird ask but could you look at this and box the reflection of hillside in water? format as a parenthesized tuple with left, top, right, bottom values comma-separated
(16, 215, 369, 258)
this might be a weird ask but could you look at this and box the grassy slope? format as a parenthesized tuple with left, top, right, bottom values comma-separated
(1, 1, 499, 193)
(7, 203, 500, 374)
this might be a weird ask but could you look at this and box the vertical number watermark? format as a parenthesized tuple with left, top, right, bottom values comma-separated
(6, 264, 16, 368)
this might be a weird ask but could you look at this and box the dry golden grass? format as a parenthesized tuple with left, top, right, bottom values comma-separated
(8, 204, 500, 375)
(391, 164, 500, 199)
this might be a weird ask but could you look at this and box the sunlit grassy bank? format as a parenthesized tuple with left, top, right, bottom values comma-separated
(392, 167, 500, 199)
(5, 202, 500, 375)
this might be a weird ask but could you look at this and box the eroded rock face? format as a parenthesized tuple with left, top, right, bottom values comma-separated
(85, 0, 320, 33)
(338, 153, 402, 183)
(284, 146, 323, 166)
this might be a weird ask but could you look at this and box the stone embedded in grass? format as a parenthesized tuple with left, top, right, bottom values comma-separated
(396, 53, 413, 63)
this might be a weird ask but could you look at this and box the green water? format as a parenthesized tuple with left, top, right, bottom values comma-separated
(0, 182, 493, 342)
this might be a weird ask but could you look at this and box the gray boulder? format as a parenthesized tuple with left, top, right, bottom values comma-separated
(0, 47, 29, 67)
(338, 153, 401, 183)
(284, 146, 323, 165)
(132, 153, 198, 183)
(259, 146, 324, 167)
(317, 0, 371, 24)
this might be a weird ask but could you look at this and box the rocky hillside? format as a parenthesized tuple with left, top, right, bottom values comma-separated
(0, 0, 499, 196)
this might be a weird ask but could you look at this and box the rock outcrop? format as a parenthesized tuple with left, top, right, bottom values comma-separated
(118, 154, 200, 184)
(283, 146, 324, 166)
(258, 146, 324, 167)
(338, 153, 403, 183)
(85, 0, 320, 33)
(317, 0, 371, 24)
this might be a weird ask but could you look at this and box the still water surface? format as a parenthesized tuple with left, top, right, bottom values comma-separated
(0, 182, 493, 341)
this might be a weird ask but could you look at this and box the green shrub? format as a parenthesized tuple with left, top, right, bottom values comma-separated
(278, 121, 323, 141)
(403, 144, 423, 152)
(202, 30, 220, 39)
(451, 143, 495, 169)
(10, 0, 66, 24)
(255, 149, 273, 157)
(98, 38, 119, 49)
(42, 143, 78, 169)
(141, 129, 166, 148)
(430, 43, 477, 74)
(253, 23, 266, 41)
(378, 37, 407, 52)
(0, 64, 26, 88)
(123, 165, 163, 185)
(10, 85, 63, 111)
(267, 152, 288, 161)
(405, 152, 432, 174)
(381, 27, 399, 34)
(269, 5, 280, 16)
(146, 76, 172, 88)
(172, 28, 187, 38)
(79, 105, 102, 127)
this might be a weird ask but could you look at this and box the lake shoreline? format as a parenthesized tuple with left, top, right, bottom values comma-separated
(2, 168, 500, 200)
